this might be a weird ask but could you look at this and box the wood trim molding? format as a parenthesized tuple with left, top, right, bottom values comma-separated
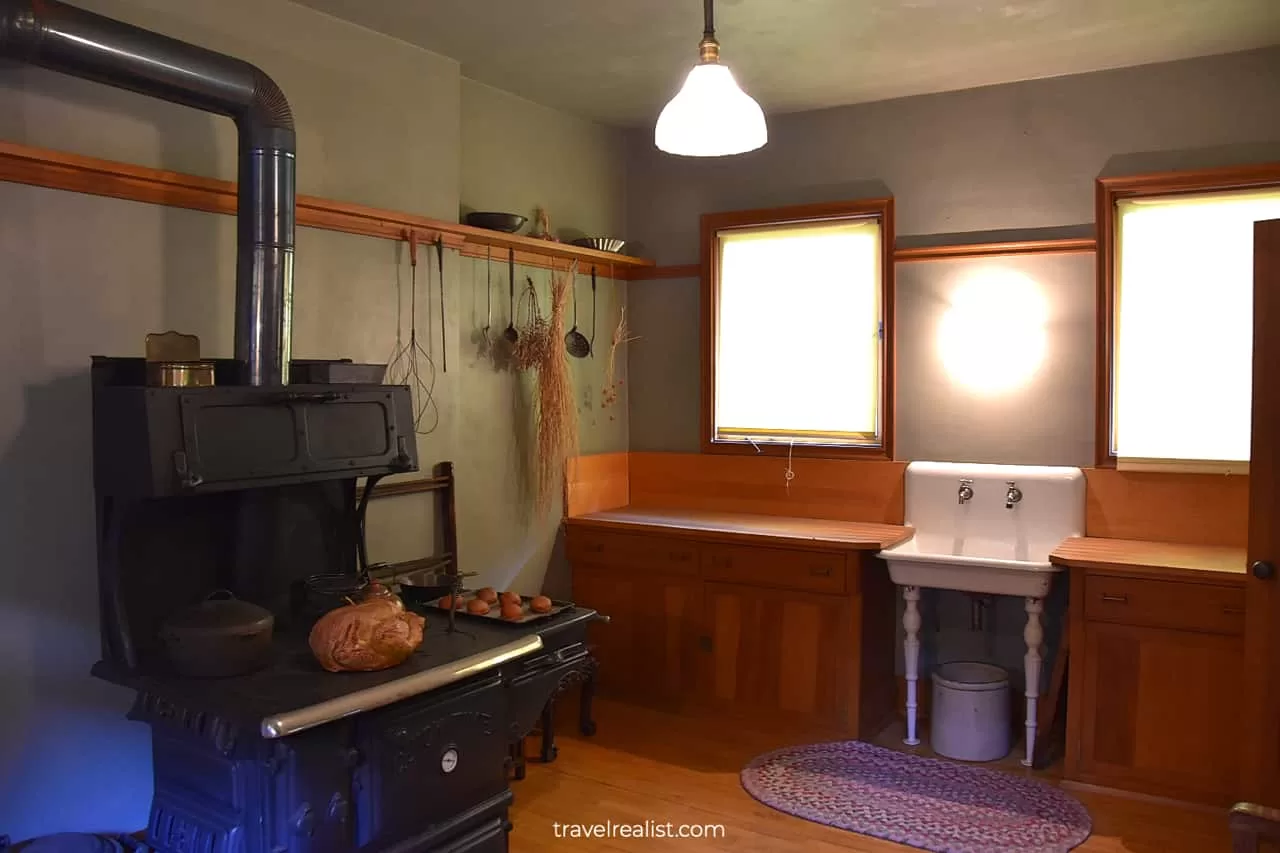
(624, 239, 1100, 284)
(699, 198, 896, 461)
(0, 140, 655, 271)
(1094, 162, 1280, 467)
(628, 263, 701, 281)
(894, 237, 1096, 262)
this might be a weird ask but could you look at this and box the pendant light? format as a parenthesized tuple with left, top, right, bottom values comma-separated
(654, 0, 767, 157)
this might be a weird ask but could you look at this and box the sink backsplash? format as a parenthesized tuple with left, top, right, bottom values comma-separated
(905, 461, 1086, 561)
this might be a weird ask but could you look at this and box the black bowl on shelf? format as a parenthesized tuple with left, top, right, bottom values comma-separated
(465, 212, 527, 233)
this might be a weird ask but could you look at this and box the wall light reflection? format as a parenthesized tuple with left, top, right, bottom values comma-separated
(938, 268, 1047, 395)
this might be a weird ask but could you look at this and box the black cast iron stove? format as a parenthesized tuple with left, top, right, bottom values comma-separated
(87, 363, 598, 853)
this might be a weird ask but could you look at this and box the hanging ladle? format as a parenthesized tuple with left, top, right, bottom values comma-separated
(503, 247, 519, 345)
(565, 266, 591, 358)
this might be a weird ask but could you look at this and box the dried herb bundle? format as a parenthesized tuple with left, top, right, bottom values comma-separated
(512, 276, 550, 371)
(602, 306, 638, 410)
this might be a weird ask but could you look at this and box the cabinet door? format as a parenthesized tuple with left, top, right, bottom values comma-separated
(1078, 621, 1243, 803)
(701, 582, 850, 725)
(572, 564, 702, 705)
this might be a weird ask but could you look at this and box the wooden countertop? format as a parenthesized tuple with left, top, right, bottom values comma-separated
(1050, 536, 1247, 583)
(565, 506, 913, 551)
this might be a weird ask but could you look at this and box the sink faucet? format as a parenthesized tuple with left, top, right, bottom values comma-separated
(958, 479, 974, 505)
(1005, 481, 1023, 509)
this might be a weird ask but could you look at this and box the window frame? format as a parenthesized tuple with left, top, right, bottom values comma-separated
(1095, 163, 1280, 468)
(699, 198, 896, 460)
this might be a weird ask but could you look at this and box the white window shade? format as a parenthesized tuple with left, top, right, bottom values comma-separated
(1112, 188, 1280, 464)
(714, 218, 882, 446)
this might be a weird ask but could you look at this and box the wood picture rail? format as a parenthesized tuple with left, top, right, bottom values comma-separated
(1, 140, 1099, 280)
(0, 140, 655, 277)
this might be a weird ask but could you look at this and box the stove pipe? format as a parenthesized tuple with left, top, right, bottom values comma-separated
(1, 0, 296, 385)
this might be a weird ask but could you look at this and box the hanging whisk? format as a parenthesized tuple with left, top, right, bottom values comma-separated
(386, 229, 440, 435)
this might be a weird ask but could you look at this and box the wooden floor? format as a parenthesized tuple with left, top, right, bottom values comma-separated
(508, 698, 1234, 852)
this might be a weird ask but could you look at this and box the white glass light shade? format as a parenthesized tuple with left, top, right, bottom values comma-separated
(654, 63, 767, 156)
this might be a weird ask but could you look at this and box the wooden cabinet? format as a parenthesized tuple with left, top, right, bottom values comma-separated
(701, 583, 850, 724)
(567, 523, 898, 737)
(573, 563, 702, 706)
(1067, 568, 1246, 804)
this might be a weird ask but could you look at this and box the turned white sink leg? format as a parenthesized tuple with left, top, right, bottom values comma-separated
(1022, 596, 1044, 767)
(903, 585, 922, 746)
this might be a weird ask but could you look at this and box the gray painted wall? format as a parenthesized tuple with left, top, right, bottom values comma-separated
(626, 46, 1280, 458)
(623, 47, 1280, 694)
(0, 0, 626, 838)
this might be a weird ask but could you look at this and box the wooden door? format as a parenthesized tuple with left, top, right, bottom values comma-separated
(1242, 218, 1280, 804)
(700, 582, 850, 725)
(1078, 621, 1243, 803)
(572, 564, 701, 705)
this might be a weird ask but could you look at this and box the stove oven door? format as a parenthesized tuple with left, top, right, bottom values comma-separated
(352, 673, 511, 850)
(173, 386, 416, 493)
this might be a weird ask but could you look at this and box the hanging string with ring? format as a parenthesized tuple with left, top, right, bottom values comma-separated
(784, 439, 795, 493)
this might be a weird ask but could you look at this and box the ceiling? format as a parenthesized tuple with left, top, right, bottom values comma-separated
(292, 0, 1280, 127)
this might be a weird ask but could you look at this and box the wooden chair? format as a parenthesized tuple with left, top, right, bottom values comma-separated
(1230, 802, 1280, 852)
(361, 461, 600, 782)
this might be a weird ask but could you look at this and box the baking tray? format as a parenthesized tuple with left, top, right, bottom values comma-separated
(423, 590, 574, 625)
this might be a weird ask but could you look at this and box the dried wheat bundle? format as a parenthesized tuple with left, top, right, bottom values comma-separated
(531, 263, 579, 513)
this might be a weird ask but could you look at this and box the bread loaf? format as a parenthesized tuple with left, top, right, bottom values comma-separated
(308, 593, 425, 673)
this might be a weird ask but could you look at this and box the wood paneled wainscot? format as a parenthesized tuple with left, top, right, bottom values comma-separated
(1054, 537, 1248, 805)
(566, 508, 909, 737)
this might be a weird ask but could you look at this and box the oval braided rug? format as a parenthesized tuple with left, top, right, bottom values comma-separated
(741, 741, 1091, 853)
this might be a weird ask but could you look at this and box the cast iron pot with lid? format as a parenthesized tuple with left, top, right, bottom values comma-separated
(159, 590, 274, 677)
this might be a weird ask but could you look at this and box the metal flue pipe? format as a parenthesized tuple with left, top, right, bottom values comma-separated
(0, 0, 296, 384)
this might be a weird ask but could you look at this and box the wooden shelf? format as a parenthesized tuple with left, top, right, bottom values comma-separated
(0, 140, 655, 277)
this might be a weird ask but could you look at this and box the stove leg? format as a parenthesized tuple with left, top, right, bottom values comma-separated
(539, 701, 558, 763)
(510, 739, 527, 780)
(579, 654, 598, 737)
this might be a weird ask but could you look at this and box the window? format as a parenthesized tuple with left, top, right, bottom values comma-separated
(1099, 168, 1280, 469)
(701, 200, 894, 457)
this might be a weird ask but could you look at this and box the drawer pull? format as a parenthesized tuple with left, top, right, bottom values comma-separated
(810, 565, 832, 577)
(1223, 606, 1245, 616)
(709, 555, 733, 569)
(1100, 593, 1128, 603)
(586, 543, 604, 553)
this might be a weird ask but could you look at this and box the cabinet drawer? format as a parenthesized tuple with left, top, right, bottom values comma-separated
(566, 528, 698, 575)
(701, 544, 847, 594)
(1084, 574, 1245, 635)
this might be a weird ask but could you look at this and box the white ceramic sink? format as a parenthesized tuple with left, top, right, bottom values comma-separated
(879, 537, 1059, 597)
(878, 461, 1085, 598)
(878, 461, 1085, 763)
